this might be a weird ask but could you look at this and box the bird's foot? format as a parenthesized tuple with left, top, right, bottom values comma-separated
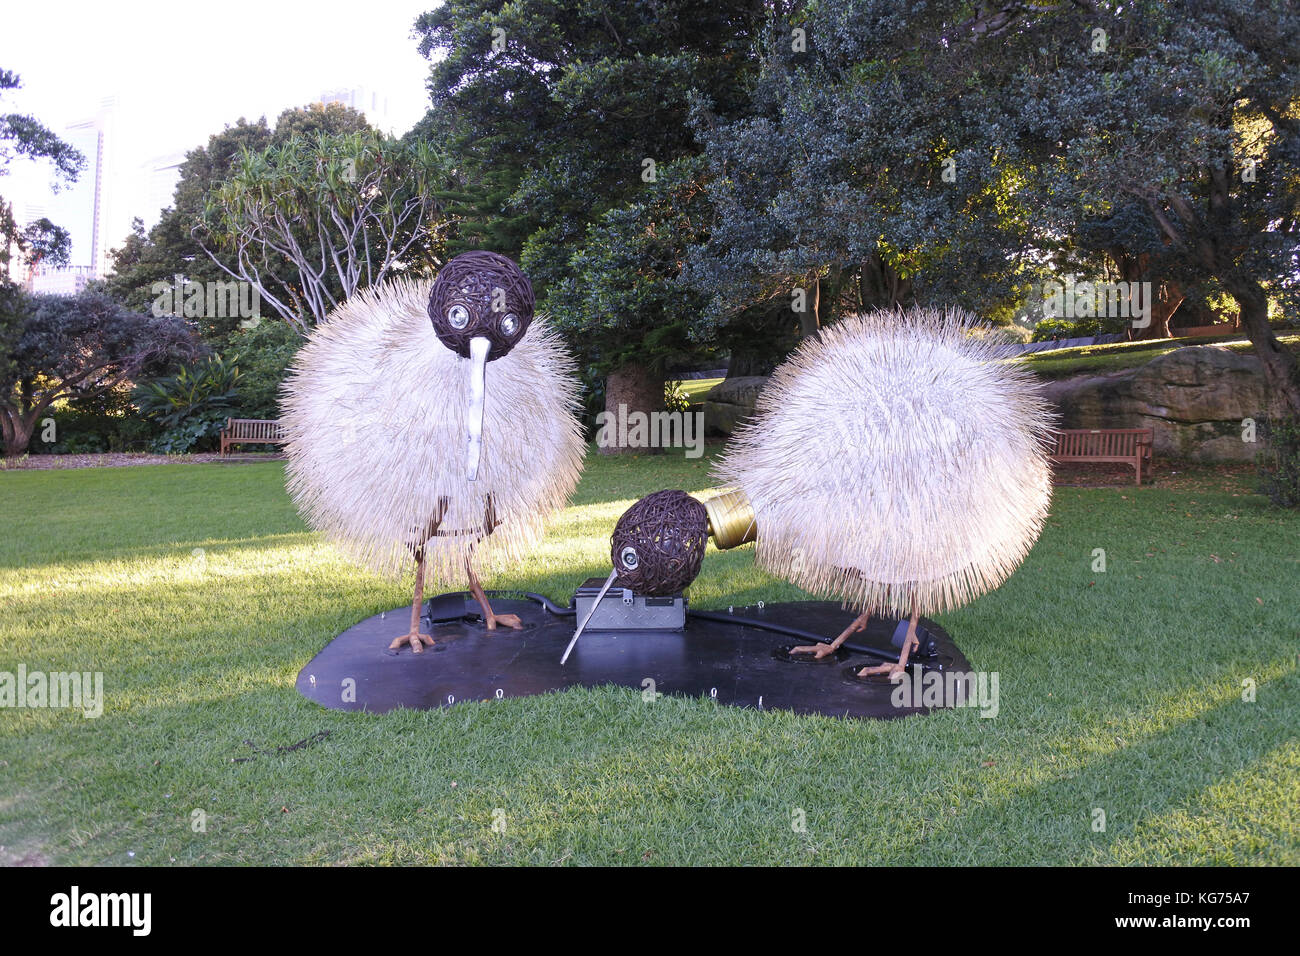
(788, 642, 837, 660)
(856, 631, 919, 681)
(485, 612, 524, 631)
(388, 630, 436, 653)
(855, 660, 909, 682)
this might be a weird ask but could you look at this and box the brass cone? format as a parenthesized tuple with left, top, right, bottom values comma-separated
(702, 489, 757, 551)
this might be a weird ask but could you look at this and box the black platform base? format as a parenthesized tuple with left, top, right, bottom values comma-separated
(294, 594, 973, 719)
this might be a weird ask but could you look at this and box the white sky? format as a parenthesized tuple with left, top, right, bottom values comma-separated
(2, 0, 439, 261)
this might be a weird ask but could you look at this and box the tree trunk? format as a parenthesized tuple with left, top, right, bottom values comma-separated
(856, 252, 913, 313)
(726, 350, 770, 378)
(1130, 281, 1184, 340)
(1224, 277, 1300, 418)
(1, 408, 36, 459)
(797, 274, 821, 339)
(600, 362, 665, 455)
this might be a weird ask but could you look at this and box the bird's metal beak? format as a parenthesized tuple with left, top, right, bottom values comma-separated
(466, 336, 491, 481)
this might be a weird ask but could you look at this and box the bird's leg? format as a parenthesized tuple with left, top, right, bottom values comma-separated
(466, 557, 523, 631)
(788, 610, 871, 659)
(857, 600, 921, 681)
(388, 549, 436, 653)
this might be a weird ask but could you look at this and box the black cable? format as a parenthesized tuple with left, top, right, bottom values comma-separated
(465, 591, 939, 670)
(478, 590, 576, 616)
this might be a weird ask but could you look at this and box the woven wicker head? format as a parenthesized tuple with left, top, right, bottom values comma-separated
(428, 250, 535, 360)
(610, 490, 709, 596)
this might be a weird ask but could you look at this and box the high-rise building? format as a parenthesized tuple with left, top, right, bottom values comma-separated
(28, 96, 118, 292)
(319, 86, 394, 134)
(139, 150, 187, 229)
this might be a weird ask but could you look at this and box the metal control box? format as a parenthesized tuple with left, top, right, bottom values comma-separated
(574, 577, 686, 630)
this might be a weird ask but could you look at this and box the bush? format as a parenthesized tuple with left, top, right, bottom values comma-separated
(225, 320, 302, 420)
(41, 388, 161, 454)
(134, 355, 242, 453)
(1031, 317, 1105, 342)
(1256, 414, 1300, 508)
(149, 415, 227, 455)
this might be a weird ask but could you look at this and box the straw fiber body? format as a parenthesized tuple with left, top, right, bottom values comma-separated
(716, 307, 1055, 617)
(281, 277, 585, 586)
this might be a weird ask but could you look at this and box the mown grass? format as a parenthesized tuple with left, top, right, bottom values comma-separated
(673, 376, 724, 404)
(0, 453, 1296, 865)
(1018, 333, 1300, 380)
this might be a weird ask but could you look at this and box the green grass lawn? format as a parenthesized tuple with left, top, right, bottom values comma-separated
(1017, 333, 1300, 379)
(672, 376, 724, 404)
(1, 453, 1296, 865)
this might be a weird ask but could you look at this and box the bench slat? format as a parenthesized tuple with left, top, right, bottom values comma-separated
(1050, 428, 1152, 485)
(220, 419, 286, 455)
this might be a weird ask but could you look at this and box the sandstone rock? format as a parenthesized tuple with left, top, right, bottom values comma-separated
(1040, 345, 1272, 462)
(702, 376, 769, 435)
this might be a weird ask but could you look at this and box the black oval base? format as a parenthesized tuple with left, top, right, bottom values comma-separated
(295, 595, 974, 720)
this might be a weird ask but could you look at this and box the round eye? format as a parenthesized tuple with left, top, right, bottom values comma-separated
(620, 547, 639, 570)
(500, 313, 519, 336)
(447, 305, 469, 330)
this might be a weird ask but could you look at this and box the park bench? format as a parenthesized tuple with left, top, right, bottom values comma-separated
(1050, 428, 1153, 485)
(220, 418, 286, 456)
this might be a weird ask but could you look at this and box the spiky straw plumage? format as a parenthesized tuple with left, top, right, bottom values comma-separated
(716, 306, 1056, 617)
(280, 277, 585, 586)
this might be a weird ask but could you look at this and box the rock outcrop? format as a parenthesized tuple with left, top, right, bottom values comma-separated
(1040, 345, 1271, 461)
(703, 346, 1275, 461)
(702, 376, 770, 435)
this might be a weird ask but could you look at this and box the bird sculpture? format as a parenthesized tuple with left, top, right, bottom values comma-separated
(561, 489, 716, 663)
(281, 251, 586, 653)
(715, 306, 1055, 679)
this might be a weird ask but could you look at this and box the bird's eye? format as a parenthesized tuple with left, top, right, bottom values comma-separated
(500, 313, 519, 336)
(620, 547, 639, 570)
(447, 305, 469, 330)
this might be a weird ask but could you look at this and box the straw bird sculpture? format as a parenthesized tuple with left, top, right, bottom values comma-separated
(716, 306, 1055, 679)
(281, 252, 585, 653)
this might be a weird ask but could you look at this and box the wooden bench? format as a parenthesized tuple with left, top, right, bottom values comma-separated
(1050, 428, 1153, 485)
(220, 418, 286, 456)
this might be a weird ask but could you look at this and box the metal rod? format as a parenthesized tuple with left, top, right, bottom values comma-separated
(560, 568, 618, 665)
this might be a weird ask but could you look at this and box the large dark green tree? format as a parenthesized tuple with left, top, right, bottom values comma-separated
(687, 0, 1299, 415)
(0, 290, 200, 457)
(1000, 0, 1300, 414)
(683, 1, 1050, 340)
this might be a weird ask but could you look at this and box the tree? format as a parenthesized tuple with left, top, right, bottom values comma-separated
(0, 290, 201, 457)
(683, 1, 1044, 341)
(103, 118, 274, 329)
(688, 0, 1300, 422)
(414, 0, 775, 449)
(953, 0, 1300, 412)
(198, 130, 450, 334)
(105, 105, 374, 341)
(0, 69, 83, 283)
(272, 102, 370, 144)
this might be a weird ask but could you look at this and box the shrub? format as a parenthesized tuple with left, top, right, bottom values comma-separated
(41, 388, 161, 455)
(225, 320, 302, 420)
(1031, 317, 1105, 342)
(1256, 414, 1300, 508)
(134, 355, 242, 453)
